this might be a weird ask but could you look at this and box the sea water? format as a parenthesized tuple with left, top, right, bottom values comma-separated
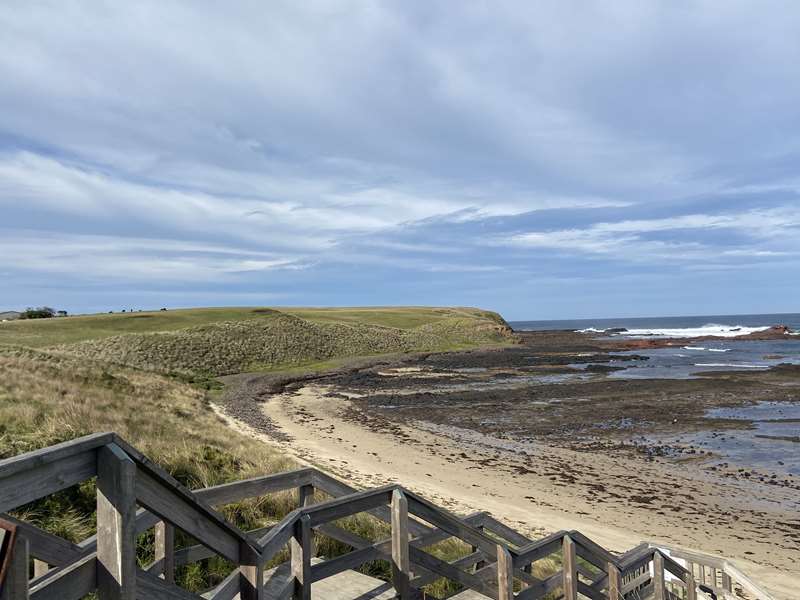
(511, 313, 800, 379)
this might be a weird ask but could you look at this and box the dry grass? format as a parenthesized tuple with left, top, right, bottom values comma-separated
(0, 305, 519, 596)
(53, 312, 513, 379)
(0, 346, 299, 590)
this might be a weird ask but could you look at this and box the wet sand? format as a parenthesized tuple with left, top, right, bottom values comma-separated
(219, 330, 800, 599)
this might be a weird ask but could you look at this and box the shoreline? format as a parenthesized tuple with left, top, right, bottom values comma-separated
(216, 328, 800, 599)
(215, 380, 799, 599)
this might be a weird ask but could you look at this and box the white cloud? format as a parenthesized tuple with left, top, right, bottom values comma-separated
(0, 231, 310, 282)
(503, 207, 800, 261)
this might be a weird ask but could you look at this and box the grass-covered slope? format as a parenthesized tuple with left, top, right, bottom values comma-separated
(37, 307, 513, 378)
(0, 304, 515, 595)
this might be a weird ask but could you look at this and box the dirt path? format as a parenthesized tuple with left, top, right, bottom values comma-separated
(216, 382, 800, 600)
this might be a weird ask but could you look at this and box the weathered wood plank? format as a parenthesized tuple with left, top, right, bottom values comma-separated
(302, 486, 395, 527)
(684, 569, 697, 600)
(391, 490, 411, 599)
(721, 571, 732, 592)
(196, 470, 314, 506)
(310, 472, 430, 537)
(135, 469, 240, 563)
(200, 568, 239, 600)
(1, 535, 29, 600)
(311, 546, 382, 583)
(0, 433, 111, 479)
(497, 544, 514, 600)
(29, 551, 96, 600)
(0, 514, 83, 568)
(290, 514, 311, 600)
(621, 569, 651, 594)
(113, 436, 255, 562)
(404, 492, 498, 558)
(515, 571, 561, 600)
(607, 563, 622, 600)
(478, 515, 531, 548)
(653, 551, 666, 600)
(298, 484, 314, 509)
(569, 531, 616, 571)
(513, 531, 566, 567)
(136, 569, 205, 599)
(97, 444, 137, 600)
(256, 511, 299, 561)
(155, 522, 175, 583)
(562, 535, 577, 600)
(0, 451, 97, 513)
(240, 541, 264, 600)
(175, 525, 273, 567)
(408, 547, 495, 598)
(577, 580, 605, 600)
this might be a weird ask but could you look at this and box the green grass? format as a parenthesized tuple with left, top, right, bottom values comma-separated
(279, 306, 498, 329)
(4, 306, 514, 379)
(0, 307, 289, 348)
(0, 304, 518, 596)
(0, 306, 510, 348)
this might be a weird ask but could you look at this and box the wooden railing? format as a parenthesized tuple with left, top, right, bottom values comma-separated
(0, 433, 775, 600)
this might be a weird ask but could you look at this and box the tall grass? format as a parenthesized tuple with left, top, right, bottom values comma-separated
(0, 305, 518, 596)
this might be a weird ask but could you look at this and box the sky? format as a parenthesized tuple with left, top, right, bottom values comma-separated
(1, 2, 799, 321)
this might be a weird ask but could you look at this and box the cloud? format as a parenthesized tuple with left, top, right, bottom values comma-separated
(0, 230, 311, 282)
(1, 2, 799, 315)
(504, 206, 800, 261)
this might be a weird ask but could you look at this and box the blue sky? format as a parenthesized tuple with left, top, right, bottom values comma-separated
(1, 2, 799, 320)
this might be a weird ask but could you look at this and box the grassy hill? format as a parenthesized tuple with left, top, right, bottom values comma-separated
(0, 305, 513, 594)
(0, 306, 513, 380)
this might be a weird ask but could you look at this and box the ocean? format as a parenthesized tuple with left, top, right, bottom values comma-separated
(510, 312, 800, 334)
(511, 313, 800, 379)
(511, 313, 800, 474)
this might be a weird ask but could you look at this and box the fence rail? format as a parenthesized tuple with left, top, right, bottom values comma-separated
(0, 433, 775, 600)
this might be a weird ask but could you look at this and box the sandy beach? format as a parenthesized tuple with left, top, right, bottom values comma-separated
(214, 378, 798, 599)
(218, 329, 800, 599)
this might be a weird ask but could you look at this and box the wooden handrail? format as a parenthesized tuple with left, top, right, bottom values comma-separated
(0, 433, 774, 600)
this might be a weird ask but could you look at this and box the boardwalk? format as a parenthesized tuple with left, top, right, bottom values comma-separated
(0, 433, 773, 599)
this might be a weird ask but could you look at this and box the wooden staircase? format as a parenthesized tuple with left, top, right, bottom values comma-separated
(0, 433, 774, 600)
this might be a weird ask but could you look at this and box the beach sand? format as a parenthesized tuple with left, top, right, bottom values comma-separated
(216, 381, 799, 599)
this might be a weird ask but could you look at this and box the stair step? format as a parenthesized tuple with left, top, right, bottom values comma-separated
(262, 560, 491, 599)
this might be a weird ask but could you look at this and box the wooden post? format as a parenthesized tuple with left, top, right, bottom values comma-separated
(154, 521, 175, 583)
(240, 542, 264, 600)
(496, 545, 514, 600)
(96, 444, 137, 600)
(562, 535, 577, 600)
(298, 484, 314, 508)
(721, 571, 732, 592)
(706, 566, 717, 588)
(607, 563, 622, 600)
(473, 525, 487, 572)
(0, 536, 29, 600)
(32, 559, 48, 578)
(683, 568, 697, 600)
(291, 514, 312, 600)
(653, 552, 665, 600)
(391, 490, 411, 599)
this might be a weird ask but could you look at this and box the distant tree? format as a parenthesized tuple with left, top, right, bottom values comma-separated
(57, 310, 68, 317)
(20, 306, 56, 319)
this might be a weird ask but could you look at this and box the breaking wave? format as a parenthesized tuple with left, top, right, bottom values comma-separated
(694, 363, 769, 369)
(616, 324, 770, 338)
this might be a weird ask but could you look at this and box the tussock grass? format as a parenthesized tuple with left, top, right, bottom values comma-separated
(53, 311, 513, 378)
(0, 346, 297, 590)
(0, 306, 518, 595)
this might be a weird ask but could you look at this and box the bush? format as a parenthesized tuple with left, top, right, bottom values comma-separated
(20, 306, 56, 319)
